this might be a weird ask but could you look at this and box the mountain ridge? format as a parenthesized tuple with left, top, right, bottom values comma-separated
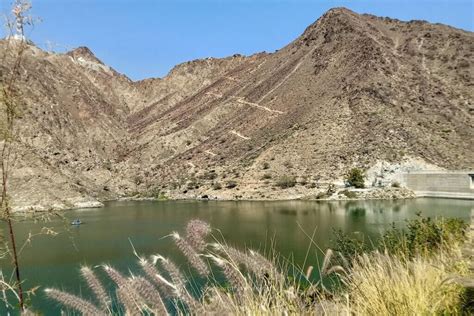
(1, 7, 472, 210)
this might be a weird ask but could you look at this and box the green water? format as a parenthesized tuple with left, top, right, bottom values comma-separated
(1, 198, 472, 314)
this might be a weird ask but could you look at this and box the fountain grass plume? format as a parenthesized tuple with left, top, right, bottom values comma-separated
(152, 255, 185, 294)
(102, 265, 128, 289)
(210, 242, 250, 267)
(248, 249, 284, 281)
(43, 218, 470, 315)
(116, 286, 141, 315)
(211, 242, 279, 284)
(129, 275, 168, 315)
(102, 265, 145, 313)
(80, 265, 110, 310)
(172, 232, 210, 277)
(152, 254, 203, 313)
(249, 250, 275, 272)
(207, 254, 247, 301)
(139, 257, 176, 297)
(44, 288, 102, 315)
(186, 219, 211, 251)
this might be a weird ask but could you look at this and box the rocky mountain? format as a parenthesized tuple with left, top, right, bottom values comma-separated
(1, 8, 472, 210)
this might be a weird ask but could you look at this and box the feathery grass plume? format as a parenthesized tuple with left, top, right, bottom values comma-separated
(208, 254, 247, 301)
(80, 265, 110, 310)
(44, 288, 102, 315)
(320, 249, 333, 276)
(116, 286, 141, 316)
(305, 266, 313, 280)
(152, 255, 185, 294)
(129, 276, 168, 315)
(152, 254, 201, 312)
(102, 265, 144, 313)
(201, 285, 234, 314)
(186, 219, 211, 251)
(172, 232, 210, 277)
(320, 248, 347, 279)
(139, 257, 175, 297)
(211, 243, 252, 267)
(102, 265, 128, 289)
(248, 249, 283, 281)
(210, 242, 270, 287)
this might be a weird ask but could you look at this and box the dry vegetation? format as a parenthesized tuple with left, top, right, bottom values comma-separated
(0, 7, 472, 209)
(38, 217, 472, 315)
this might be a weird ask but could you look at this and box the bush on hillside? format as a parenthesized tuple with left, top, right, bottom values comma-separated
(276, 176, 296, 189)
(345, 168, 365, 188)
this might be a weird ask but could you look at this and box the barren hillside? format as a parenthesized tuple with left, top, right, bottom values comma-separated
(1, 8, 472, 210)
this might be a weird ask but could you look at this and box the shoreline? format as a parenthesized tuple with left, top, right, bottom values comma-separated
(10, 185, 473, 215)
(10, 187, 416, 215)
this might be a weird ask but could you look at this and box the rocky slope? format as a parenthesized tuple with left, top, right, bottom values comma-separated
(1, 8, 472, 210)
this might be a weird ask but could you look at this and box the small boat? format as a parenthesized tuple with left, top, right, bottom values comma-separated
(71, 219, 82, 225)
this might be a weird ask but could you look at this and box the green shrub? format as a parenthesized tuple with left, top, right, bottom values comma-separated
(261, 173, 272, 180)
(332, 229, 369, 259)
(262, 162, 270, 170)
(391, 181, 401, 188)
(345, 168, 365, 188)
(276, 175, 296, 189)
(333, 213, 469, 261)
(381, 214, 468, 257)
(156, 192, 168, 200)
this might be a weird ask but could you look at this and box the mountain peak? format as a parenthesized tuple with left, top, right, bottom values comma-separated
(67, 46, 103, 64)
(296, 7, 362, 46)
(325, 7, 355, 16)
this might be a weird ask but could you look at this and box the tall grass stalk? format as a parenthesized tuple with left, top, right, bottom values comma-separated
(45, 218, 470, 315)
(342, 247, 469, 315)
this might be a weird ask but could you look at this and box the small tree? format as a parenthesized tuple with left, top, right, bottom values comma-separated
(0, 2, 36, 310)
(345, 168, 365, 188)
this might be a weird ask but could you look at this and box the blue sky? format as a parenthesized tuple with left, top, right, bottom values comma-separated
(2, 0, 473, 80)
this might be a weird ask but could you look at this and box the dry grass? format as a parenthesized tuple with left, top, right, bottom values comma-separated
(339, 246, 470, 315)
(43, 219, 470, 315)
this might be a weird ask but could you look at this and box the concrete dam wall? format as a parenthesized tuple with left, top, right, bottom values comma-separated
(401, 171, 474, 200)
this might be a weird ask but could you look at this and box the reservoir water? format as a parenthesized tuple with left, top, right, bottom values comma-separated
(1, 198, 472, 314)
